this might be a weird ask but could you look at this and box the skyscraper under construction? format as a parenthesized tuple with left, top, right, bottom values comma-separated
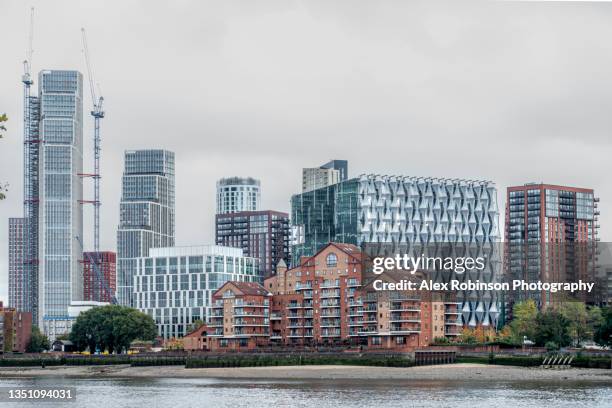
(14, 69, 85, 340)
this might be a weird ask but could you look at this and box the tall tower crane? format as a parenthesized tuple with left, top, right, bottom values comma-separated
(80, 28, 105, 253)
(22, 6, 40, 321)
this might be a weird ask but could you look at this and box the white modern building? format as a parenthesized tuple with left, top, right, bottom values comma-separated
(302, 160, 348, 192)
(302, 167, 340, 193)
(116, 150, 175, 307)
(133, 245, 261, 338)
(37, 70, 84, 339)
(216, 177, 260, 214)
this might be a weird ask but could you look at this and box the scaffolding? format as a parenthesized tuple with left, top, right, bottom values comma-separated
(21, 7, 39, 322)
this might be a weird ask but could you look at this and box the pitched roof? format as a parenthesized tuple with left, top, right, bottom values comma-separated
(216, 281, 271, 297)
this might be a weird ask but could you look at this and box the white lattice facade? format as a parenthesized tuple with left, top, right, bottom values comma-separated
(292, 174, 502, 330)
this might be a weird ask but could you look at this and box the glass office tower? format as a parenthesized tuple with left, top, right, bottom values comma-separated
(117, 150, 175, 307)
(37, 70, 84, 339)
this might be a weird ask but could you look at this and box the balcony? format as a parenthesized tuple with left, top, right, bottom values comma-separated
(234, 309, 268, 317)
(234, 319, 269, 327)
(296, 282, 312, 291)
(389, 305, 420, 312)
(347, 279, 360, 287)
(348, 309, 363, 317)
(320, 280, 340, 288)
(287, 302, 302, 309)
(320, 300, 340, 307)
(357, 328, 378, 335)
(321, 329, 341, 337)
(390, 324, 420, 334)
(234, 300, 269, 307)
(320, 290, 341, 298)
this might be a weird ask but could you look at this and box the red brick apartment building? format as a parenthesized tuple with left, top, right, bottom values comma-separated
(186, 243, 459, 352)
(0, 301, 32, 353)
(505, 183, 601, 310)
(82, 251, 116, 303)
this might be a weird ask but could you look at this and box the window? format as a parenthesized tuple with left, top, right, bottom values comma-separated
(326, 253, 337, 267)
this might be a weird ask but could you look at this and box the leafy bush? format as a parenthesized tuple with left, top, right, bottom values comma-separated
(545, 341, 559, 351)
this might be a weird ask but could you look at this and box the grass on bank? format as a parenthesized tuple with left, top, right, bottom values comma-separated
(0, 354, 609, 369)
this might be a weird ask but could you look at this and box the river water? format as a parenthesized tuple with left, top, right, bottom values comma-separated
(0, 377, 610, 407)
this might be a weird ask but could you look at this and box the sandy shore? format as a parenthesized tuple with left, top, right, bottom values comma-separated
(0, 364, 611, 382)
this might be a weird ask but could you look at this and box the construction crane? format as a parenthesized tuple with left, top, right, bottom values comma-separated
(21, 6, 40, 321)
(79, 28, 105, 253)
(75, 235, 118, 304)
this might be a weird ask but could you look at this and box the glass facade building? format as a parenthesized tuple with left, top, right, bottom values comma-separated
(292, 174, 501, 329)
(133, 245, 260, 338)
(216, 177, 260, 214)
(37, 70, 84, 339)
(117, 150, 175, 307)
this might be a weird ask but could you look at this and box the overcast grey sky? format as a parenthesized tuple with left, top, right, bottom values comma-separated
(1, 1, 611, 303)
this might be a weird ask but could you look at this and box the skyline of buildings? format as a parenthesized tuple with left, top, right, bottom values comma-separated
(3, 68, 606, 344)
(116, 149, 176, 307)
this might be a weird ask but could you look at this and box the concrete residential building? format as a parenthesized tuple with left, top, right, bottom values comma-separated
(505, 183, 600, 310)
(82, 251, 116, 303)
(215, 210, 290, 278)
(302, 160, 348, 193)
(291, 174, 501, 330)
(216, 177, 260, 215)
(0, 301, 33, 353)
(37, 70, 84, 339)
(117, 149, 175, 307)
(8, 218, 26, 311)
(133, 245, 260, 339)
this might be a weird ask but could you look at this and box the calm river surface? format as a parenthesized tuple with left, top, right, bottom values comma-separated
(0, 377, 610, 407)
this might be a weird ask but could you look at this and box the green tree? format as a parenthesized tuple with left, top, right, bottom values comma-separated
(559, 302, 590, 346)
(534, 310, 572, 348)
(594, 307, 612, 347)
(0, 113, 7, 200)
(69, 305, 157, 354)
(187, 319, 204, 333)
(510, 300, 538, 342)
(26, 326, 50, 353)
(0, 113, 6, 138)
